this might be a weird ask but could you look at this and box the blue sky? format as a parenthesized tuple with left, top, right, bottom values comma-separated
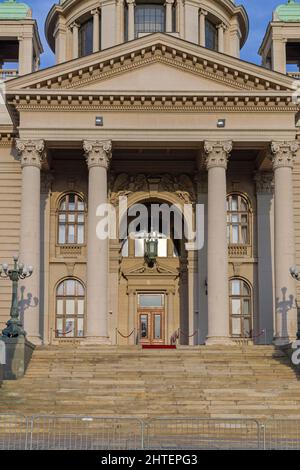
(27, 0, 284, 68)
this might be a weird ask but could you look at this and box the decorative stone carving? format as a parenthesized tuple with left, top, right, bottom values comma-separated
(204, 141, 233, 170)
(255, 171, 274, 194)
(83, 140, 112, 169)
(270, 141, 299, 170)
(109, 173, 196, 205)
(16, 139, 45, 169)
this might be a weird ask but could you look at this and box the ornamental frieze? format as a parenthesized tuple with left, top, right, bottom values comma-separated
(109, 173, 196, 205)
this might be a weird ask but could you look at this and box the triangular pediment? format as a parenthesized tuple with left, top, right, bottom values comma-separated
(123, 261, 179, 278)
(5, 33, 296, 97)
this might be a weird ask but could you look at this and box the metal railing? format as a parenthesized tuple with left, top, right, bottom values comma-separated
(28, 416, 144, 450)
(146, 418, 260, 450)
(2, 414, 300, 450)
(0, 69, 18, 81)
(0, 413, 29, 450)
(262, 420, 300, 450)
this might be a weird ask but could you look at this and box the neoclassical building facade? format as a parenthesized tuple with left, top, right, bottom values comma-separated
(0, 0, 300, 347)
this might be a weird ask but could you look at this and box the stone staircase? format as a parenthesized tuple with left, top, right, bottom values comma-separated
(0, 344, 299, 420)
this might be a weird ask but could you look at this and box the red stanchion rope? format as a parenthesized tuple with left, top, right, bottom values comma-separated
(180, 330, 198, 338)
(116, 329, 135, 339)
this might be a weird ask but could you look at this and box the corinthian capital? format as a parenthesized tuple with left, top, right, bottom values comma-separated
(16, 139, 45, 169)
(83, 140, 112, 170)
(254, 171, 274, 194)
(270, 141, 299, 170)
(204, 141, 232, 170)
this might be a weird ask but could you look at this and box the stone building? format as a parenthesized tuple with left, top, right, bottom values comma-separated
(0, 0, 300, 348)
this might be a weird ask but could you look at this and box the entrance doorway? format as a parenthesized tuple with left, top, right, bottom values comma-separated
(137, 293, 165, 344)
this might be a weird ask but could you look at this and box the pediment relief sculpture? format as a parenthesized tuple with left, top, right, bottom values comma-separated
(109, 173, 196, 205)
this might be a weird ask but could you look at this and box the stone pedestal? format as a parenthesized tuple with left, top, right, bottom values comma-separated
(0, 337, 35, 380)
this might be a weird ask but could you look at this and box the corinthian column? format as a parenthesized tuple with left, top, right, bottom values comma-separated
(16, 139, 45, 345)
(126, 0, 135, 41)
(204, 141, 232, 345)
(165, 0, 174, 32)
(271, 141, 299, 345)
(84, 140, 112, 343)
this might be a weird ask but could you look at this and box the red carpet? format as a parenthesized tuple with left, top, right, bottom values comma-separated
(142, 345, 176, 349)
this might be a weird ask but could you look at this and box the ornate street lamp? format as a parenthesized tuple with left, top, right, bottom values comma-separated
(290, 266, 300, 339)
(0, 256, 33, 338)
(144, 232, 158, 267)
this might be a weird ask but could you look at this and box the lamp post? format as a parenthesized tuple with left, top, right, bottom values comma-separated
(0, 256, 33, 338)
(290, 266, 300, 339)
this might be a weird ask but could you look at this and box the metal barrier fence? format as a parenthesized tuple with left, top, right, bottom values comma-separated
(0, 414, 28, 450)
(2, 414, 300, 450)
(262, 420, 300, 450)
(145, 418, 261, 450)
(28, 416, 144, 450)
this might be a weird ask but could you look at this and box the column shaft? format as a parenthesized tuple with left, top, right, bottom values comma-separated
(271, 142, 298, 344)
(127, 0, 135, 40)
(199, 10, 207, 47)
(205, 141, 232, 344)
(72, 23, 79, 59)
(17, 140, 45, 344)
(217, 24, 225, 53)
(92, 9, 100, 52)
(84, 140, 112, 343)
(165, 0, 174, 32)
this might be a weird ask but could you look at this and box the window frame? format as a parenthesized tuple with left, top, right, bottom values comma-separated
(55, 278, 86, 338)
(227, 193, 252, 247)
(229, 278, 253, 339)
(205, 19, 218, 51)
(78, 17, 94, 57)
(134, 4, 166, 37)
(57, 193, 86, 246)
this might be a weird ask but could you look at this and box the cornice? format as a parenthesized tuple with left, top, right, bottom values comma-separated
(10, 92, 297, 112)
(5, 34, 296, 94)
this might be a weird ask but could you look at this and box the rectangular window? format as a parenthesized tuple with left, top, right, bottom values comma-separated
(140, 315, 148, 338)
(154, 314, 162, 339)
(139, 294, 164, 307)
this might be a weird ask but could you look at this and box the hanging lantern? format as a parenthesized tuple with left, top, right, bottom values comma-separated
(145, 234, 158, 265)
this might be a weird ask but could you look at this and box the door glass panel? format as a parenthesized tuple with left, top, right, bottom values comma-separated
(232, 317, 241, 335)
(77, 318, 84, 337)
(56, 318, 63, 337)
(139, 294, 163, 307)
(154, 314, 161, 339)
(140, 315, 148, 338)
(56, 299, 63, 316)
(65, 319, 75, 337)
(243, 318, 251, 337)
(231, 299, 241, 316)
(66, 299, 75, 315)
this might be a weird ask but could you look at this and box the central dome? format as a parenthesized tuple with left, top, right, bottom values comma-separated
(0, 0, 31, 20)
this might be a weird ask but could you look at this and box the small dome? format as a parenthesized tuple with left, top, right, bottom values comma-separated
(275, 0, 300, 22)
(0, 0, 31, 20)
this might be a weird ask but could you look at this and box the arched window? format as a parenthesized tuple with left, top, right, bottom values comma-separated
(205, 19, 218, 51)
(79, 18, 93, 57)
(58, 194, 85, 245)
(227, 194, 251, 245)
(229, 278, 252, 338)
(56, 279, 85, 338)
(135, 4, 165, 37)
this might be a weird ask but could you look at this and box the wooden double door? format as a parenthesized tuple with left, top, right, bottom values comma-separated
(138, 308, 165, 344)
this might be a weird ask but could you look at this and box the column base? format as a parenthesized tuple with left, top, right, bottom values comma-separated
(273, 336, 293, 347)
(26, 335, 42, 346)
(205, 336, 234, 346)
(84, 336, 112, 345)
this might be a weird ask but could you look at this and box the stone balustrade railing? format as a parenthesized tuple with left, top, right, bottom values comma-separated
(0, 69, 18, 81)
